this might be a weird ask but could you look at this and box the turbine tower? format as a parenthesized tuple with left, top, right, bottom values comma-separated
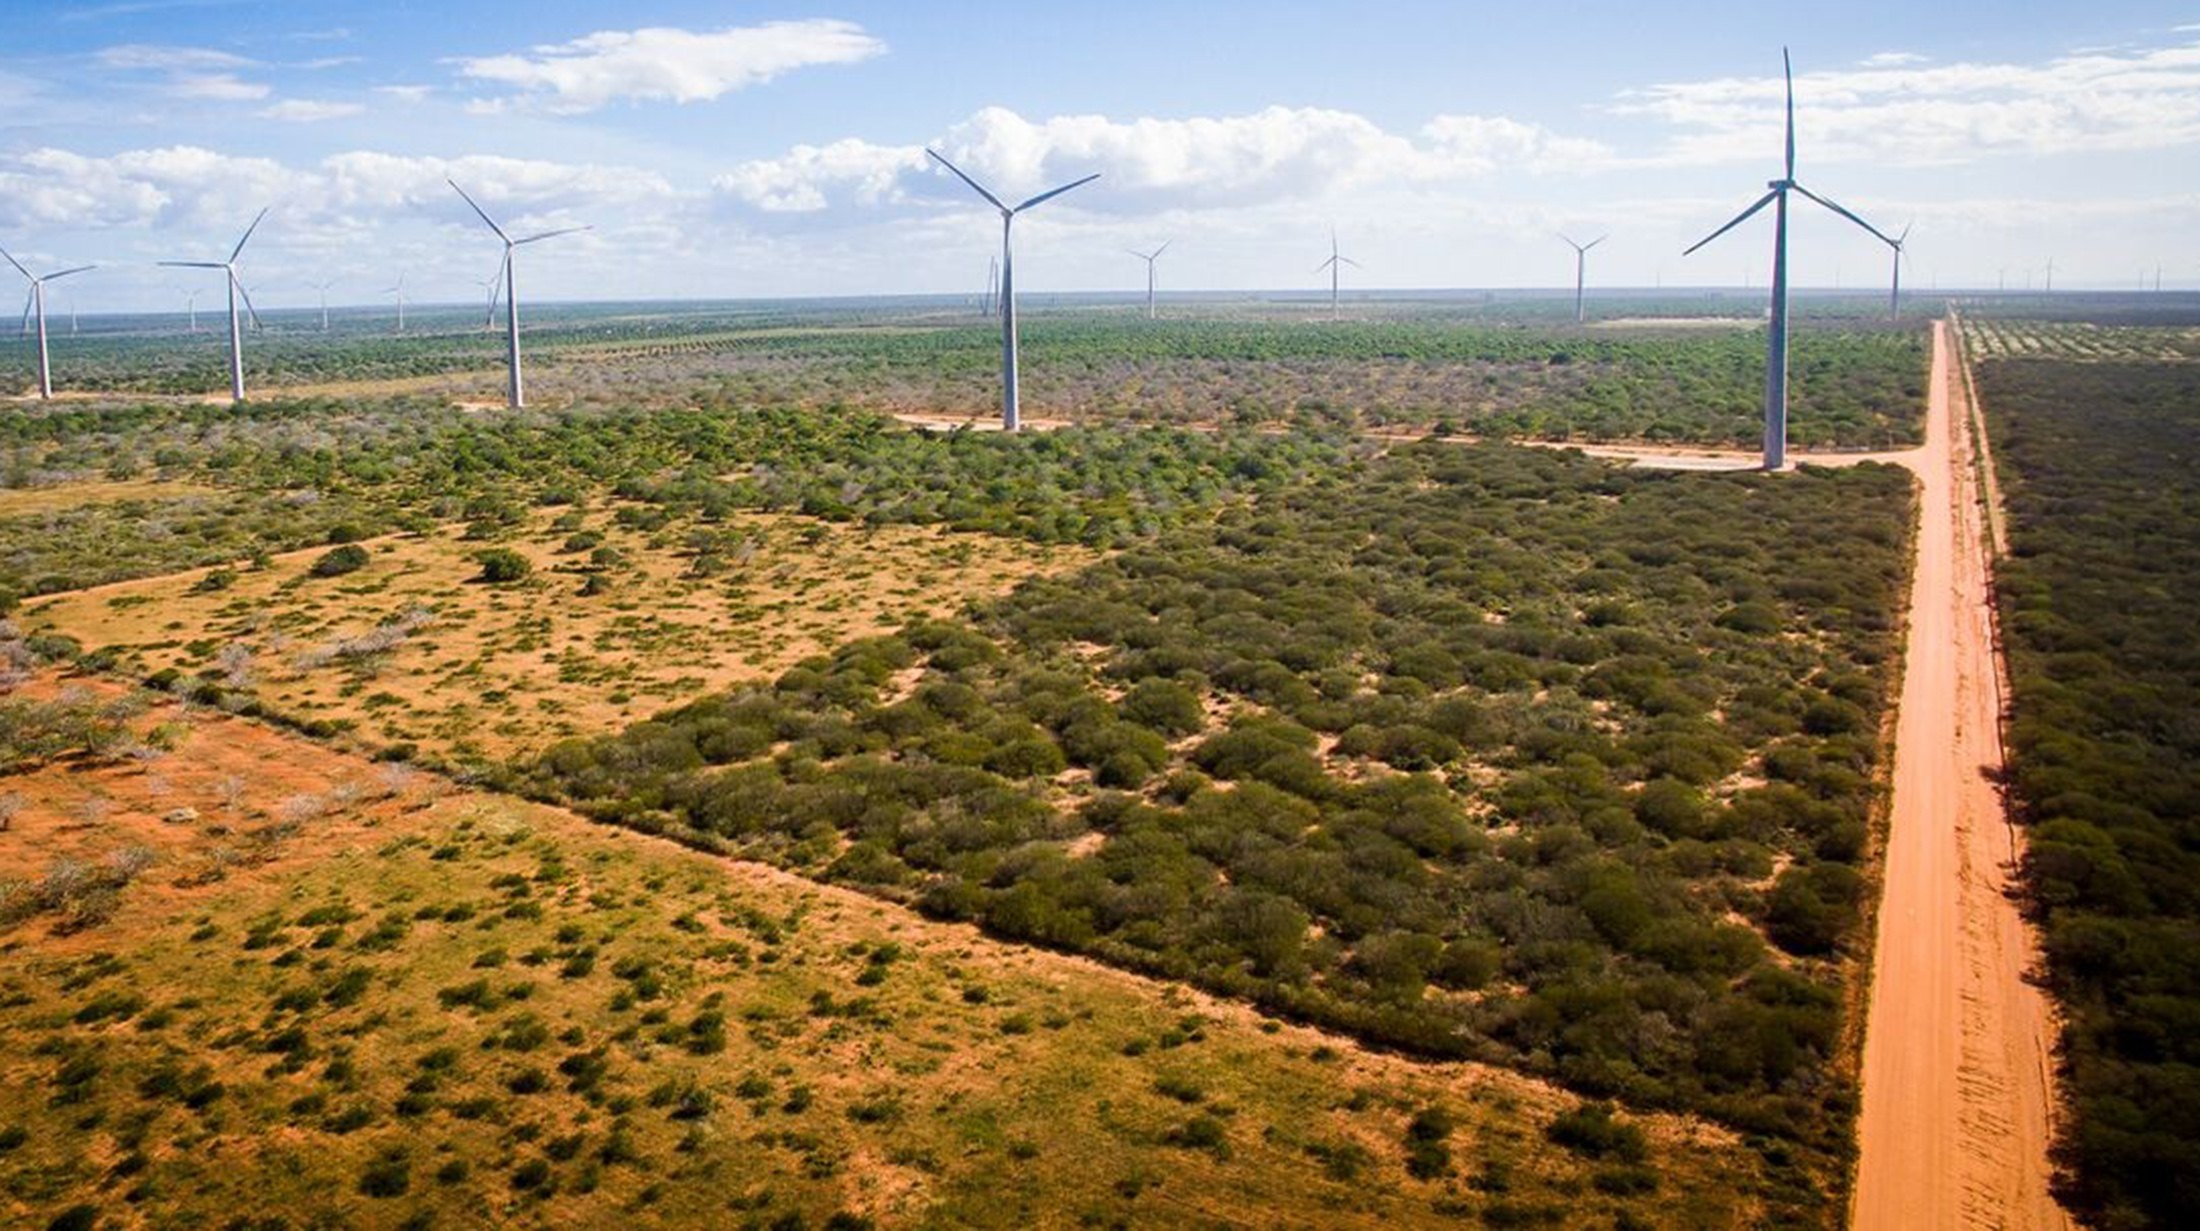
(1316, 229, 1359, 319)
(159, 207, 269, 402)
(384, 274, 407, 332)
(1129, 242, 1170, 320)
(2, 244, 95, 400)
(1558, 233, 1606, 324)
(449, 179, 589, 409)
(925, 148, 1099, 432)
(1681, 49, 1893, 470)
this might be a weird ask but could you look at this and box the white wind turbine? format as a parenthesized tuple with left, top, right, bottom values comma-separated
(1558, 233, 1606, 324)
(926, 148, 1100, 432)
(2, 243, 95, 400)
(1681, 50, 1892, 470)
(1881, 222, 1912, 322)
(160, 207, 269, 402)
(310, 279, 335, 331)
(384, 274, 408, 332)
(1316, 229, 1359, 319)
(1129, 242, 1170, 320)
(448, 179, 590, 409)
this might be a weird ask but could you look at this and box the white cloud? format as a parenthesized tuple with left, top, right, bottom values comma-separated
(170, 72, 268, 100)
(1620, 37, 2200, 166)
(712, 105, 1610, 216)
(95, 44, 255, 71)
(259, 99, 363, 122)
(457, 20, 885, 114)
(374, 85, 432, 103)
(1859, 51, 1928, 68)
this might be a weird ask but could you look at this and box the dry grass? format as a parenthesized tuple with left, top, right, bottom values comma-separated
(24, 505, 1090, 762)
(0, 680, 1771, 1229)
(0, 481, 223, 518)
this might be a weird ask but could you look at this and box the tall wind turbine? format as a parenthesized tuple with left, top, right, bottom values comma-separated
(1558, 233, 1606, 324)
(1316, 229, 1359, 319)
(1681, 50, 1893, 470)
(384, 274, 408, 332)
(449, 180, 589, 409)
(1129, 241, 1170, 320)
(925, 148, 1099, 432)
(159, 207, 268, 402)
(2, 244, 95, 400)
(310, 279, 335, 331)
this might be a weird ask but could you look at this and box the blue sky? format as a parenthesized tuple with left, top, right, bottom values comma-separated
(5, 1, 2199, 309)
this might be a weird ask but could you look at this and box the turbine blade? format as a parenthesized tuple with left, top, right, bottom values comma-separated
(925, 149, 1008, 212)
(229, 206, 269, 264)
(1013, 172, 1100, 214)
(1791, 183, 1896, 246)
(160, 261, 228, 269)
(42, 265, 96, 281)
(1339, 257, 1362, 269)
(1783, 47, 1796, 180)
(233, 272, 263, 330)
(448, 179, 510, 242)
(1682, 190, 1778, 256)
(1315, 257, 1338, 273)
(1559, 233, 1582, 253)
(0, 244, 31, 281)
(19, 289, 31, 334)
(1152, 240, 1170, 260)
(1586, 236, 1608, 251)
(512, 225, 591, 246)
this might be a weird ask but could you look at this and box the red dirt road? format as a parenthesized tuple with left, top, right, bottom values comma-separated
(1852, 322, 2066, 1231)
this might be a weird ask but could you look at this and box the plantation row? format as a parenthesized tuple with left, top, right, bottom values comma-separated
(1980, 358, 2200, 1231)
(514, 439, 1913, 1198)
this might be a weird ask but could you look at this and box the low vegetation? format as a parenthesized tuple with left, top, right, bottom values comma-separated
(1980, 356, 2200, 1230)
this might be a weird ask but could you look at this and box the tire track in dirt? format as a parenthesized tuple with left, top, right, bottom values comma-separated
(1851, 321, 2067, 1231)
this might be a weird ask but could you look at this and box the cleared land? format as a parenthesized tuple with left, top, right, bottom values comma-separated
(24, 509, 1088, 762)
(1852, 322, 2064, 1229)
(0, 677, 1768, 1229)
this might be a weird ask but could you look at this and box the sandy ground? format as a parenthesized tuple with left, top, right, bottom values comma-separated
(1851, 321, 2066, 1231)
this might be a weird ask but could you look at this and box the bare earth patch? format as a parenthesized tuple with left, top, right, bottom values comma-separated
(24, 506, 1091, 762)
(0, 480, 224, 518)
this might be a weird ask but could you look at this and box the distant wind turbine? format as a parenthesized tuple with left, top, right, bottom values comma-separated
(1316, 229, 1359, 319)
(1558, 233, 1606, 323)
(1681, 49, 1893, 470)
(384, 274, 407, 332)
(159, 207, 268, 402)
(1129, 241, 1170, 320)
(310, 279, 335, 331)
(2, 243, 95, 399)
(925, 148, 1100, 432)
(449, 179, 590, 409)
(1881, 222, 1912, 321)
(2045, 257, 2055, 293)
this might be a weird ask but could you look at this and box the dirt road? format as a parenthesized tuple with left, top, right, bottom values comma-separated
(1851, 321, 2066, 1231)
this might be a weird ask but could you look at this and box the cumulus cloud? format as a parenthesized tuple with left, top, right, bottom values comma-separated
(714, 105, 1611, 216)
(0, 145, 675, 236)
(259, 99, 363, 122)
(1620, 37, 2200, 166)
(457, 19, 885, 114)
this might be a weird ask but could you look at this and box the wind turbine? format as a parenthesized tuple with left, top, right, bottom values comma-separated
(1316, 229, 1359, 319)
(1558, 233, 1606, 323)
(476, 267, 501, 331)
(1881, 222, 1912, 321)
(159, 207, 268, 402)
(981, 255, 998, 318)
(2045, 257, 2055, 293)
(182, 289, 200, 333)
(448, 179, 589, 409)
(310, 279, 335, 331)
(2, 244, 95, 400)
(1681, 49, 1893, 470)
(1129, 241, 1170, 320)
(384, 274, 407, 332)
(925, 148, 1099, 432)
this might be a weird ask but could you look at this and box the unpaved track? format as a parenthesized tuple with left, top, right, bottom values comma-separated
(1852, 322, 2066, 1231)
